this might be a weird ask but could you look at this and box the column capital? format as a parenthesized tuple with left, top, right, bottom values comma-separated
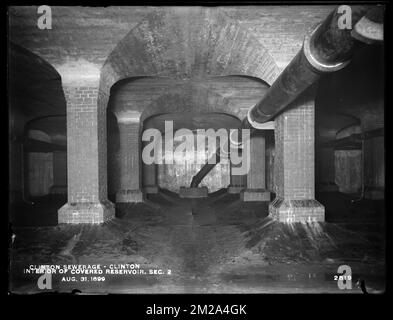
(57, 59, 101, 88)
(114, 110, 142, 124)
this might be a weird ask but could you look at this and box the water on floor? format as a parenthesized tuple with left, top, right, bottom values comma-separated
(9, 190, 385, 294)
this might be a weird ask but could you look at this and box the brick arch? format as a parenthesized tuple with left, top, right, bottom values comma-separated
(140, 92, 234, 123)
(109, 79, 240, 122)
(99, 8, 280, 105)
(58, 8, 281, 222)
(316, 112, 360, 141)
(108, 74, 270, 123)
(10, 43, 67, 132)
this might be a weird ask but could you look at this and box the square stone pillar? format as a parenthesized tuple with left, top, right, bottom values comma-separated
(240, 132, 270, 202)
(228, 158, 246, 194)
(115, 114, 144, 203)
(143, 164, 158, 194)
(269, 91, 324, 223)
(364, 136, 384, 199)
(228, 139, 246, 194)
(142, 140, 158, 194)
(58, 86, 115, 224)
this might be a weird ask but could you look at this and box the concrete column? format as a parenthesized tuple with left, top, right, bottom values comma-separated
(228, 132, 245, 194)
(228, 160, 245, 193)
(58, 86, 115, 224)
(142, 139, 158, 194)
(266, 146, 275, 192)
(317, 146, 338, 192)
(143, 163, 158, 194)
(240, 132, 270, 201)
(364, 136, 384, 199)
(28, 152, 53, 197)
(360, 116, 384, 199)
(50, 151, 67, 195)
(269, 91, 324, 222)
(115, 114, 144, 202)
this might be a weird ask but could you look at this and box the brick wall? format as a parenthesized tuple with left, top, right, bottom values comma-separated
(142, 140, 157, 188)
(274, 95, 315, 200)
(64, 86, 104, 203)
(59, 85, 114, 223)
(52, 152, 67, 185)
(97, 90, 110, 200)
(10, 6, 333, 76)
(230, 161, 246, 187)
(156, 135, 230, 193)
(117, 120, 141, 191)
(247, 133, 266, 190)
(335, 150, 361, 194)
(364, 136, 384, 191)
(28, 152, 53, 196)
(270, 89, 324, 222)
(266, 146, 275, 193)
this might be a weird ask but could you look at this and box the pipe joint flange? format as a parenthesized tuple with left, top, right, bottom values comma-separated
(247, 108, 274, 130)
(303, 24, 351, 73)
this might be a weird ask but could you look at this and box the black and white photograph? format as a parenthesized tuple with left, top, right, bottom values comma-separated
(8, 3, 386, 298)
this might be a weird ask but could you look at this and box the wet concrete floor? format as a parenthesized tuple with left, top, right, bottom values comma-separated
(9, 190, 385, 293)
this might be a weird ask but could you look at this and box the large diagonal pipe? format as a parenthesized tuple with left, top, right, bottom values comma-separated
(190, 5, 376, 188)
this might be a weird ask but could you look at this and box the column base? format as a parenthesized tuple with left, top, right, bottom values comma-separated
(317, 182, 339, 193)
(227, 185, 245, 194)
(116, 189, 144, 203)
(49, 185, 67, 195)
(58, 200, 115, 224)
(269, 198, 325, 223)
(240, 189, 270, 202)
(179, 186, 208, 198)
(144, 186, 159, 194)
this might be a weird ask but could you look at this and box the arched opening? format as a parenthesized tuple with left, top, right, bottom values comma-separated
(9, 43, 66, 226)
(43, 7, 280, 224)
(8, 5, 386, 294)
(315, 43, 384, 222)
(143, 112, 241, 194)
(106, 75, 271, 212)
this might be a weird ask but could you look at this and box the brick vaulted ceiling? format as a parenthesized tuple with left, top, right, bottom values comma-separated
(8, 6, 333, 74)
(9, 6, 383, 139)
(316, 44, 384, 133)
(9, 42, 66, 119)
(8, 42, 66, 143)
(108, 76, 270, 123)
